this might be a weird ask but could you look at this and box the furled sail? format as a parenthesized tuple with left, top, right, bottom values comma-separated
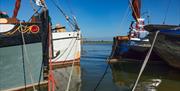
(131, 0, 141, 21)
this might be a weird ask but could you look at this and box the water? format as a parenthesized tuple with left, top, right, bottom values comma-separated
(2, 44, 180, 91)
(53, 65, 81, 91)
(80, 44, 180, 91)
(80, 44, 121, 91)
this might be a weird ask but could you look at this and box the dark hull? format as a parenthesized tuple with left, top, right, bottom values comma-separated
(111, 36, 160, 60)
(145, 24, 180, 69)
(0, 10, 49, 90)
(0, 23, 42, 48)
(149, 30, 180, 69)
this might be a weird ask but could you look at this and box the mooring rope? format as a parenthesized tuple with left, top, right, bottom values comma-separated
(20, 22, 37, 91)
(93, 38, 118, 91)
(52, 32, 77, 61)
(131, 31, 159, 91)
(66, 37, 78, 91)
(21, 33, 27, 91)
(50, 31, 78, 91)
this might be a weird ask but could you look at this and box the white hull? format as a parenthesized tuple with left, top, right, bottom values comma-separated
(52, 31, 81, 67)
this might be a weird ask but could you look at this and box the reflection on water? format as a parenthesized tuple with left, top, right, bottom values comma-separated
(53, 65, 81, 91)
(81, 44, 121, 91)
(110, 60, 180, 91)
(80, 44, 180, 91)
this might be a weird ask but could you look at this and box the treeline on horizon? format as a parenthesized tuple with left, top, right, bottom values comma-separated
(82, 40, 113, 44)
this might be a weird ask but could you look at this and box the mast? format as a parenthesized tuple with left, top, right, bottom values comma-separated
(12, 0, 21, 18)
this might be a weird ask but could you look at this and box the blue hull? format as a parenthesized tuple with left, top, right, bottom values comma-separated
(111, 36, 160, 60)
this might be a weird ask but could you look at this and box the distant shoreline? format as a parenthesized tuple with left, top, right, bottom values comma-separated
(82, 40, 113, 44)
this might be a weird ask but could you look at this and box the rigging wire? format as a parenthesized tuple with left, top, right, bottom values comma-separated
(28, 5, 43, 91)
(163, 0, 172, 24)
(51, 0, 78, 30)
(93, 3, 130, 91)
(66, 38, 78, 91)
(19, 1, 46, 90)
(65, 0, 80, 27)
(30, 0, 38, 12)
(51, 0, 67, 19)
(28, 7, 42, 22)
(93, 39, 118, 91)
(20, 22, 37, 91)
(50, 31, 79, 90)
(21, 37, 27, 91)
(52, 32, 77, 61)
(65, 0, 74, 16)
(179, 1, 180, 26)
(119, 5, 130, 33)
(64, 0, 80, 31)
(38, 58, 44, 91)
(93, 60, 110, 91)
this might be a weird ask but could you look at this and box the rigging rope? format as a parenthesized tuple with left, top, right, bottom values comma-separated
(119, 5, 130, 33)
(20, 22, 37, 91)
(51, 32, 79, 91)
(51, 0, 67, 19)
(93, 39, 118, 91)
(51, 0, 78, 30)
(27, 7, 42, 22)
(52, 32, 77, 61)
(30, 0, 38, 12)
(21, 35, 27, 91)
(131, 31, 159, 91)
(93, 3, 130, 90)
(124, 5, 130, 22)
(163, 0, 172, 24)
(66, 37, 78, 91)
(179, 1, 180, 26)
(65, 0, 74, 16)
(65, 0, 80, 31)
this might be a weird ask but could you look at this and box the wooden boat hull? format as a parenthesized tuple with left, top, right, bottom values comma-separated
(148, 30, 180, 69)
(111, 36, 160, 60)
(51, 31, 81, 68)
(0, 11, 49, 90)
(145, 24, 180, 69)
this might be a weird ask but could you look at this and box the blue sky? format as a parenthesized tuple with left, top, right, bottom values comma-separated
(1, 0, 180, 40)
